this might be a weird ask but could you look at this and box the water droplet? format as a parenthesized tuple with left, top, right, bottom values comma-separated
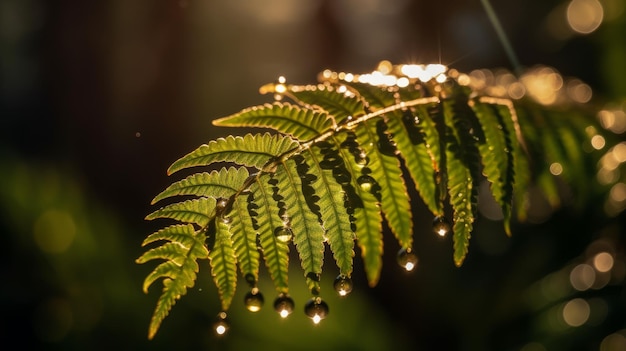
(221, 215, 232, 224)
(432, 216, 451, 237)
(414, 116, 420, 125)
(244, 273, 256, 287)
(244, 289, 264, 312)
(216, 198, 228, 210)
(333, 275, 353, 296)
(274, 227, 293, 242)
(358, 175, 375, 192)
(397, 248, 418, 271)
(213, 312, 230, 336)
(356, 152, 368, 167)
(273, 294, 295, 318)
(304, 297, 329, 324)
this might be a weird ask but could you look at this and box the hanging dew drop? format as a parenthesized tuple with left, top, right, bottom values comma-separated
(213, 312, 230, 336)
(432, 216, 451, 237)
(244, 288, 264, 312)
(397, 248, 418, 272)
(333, 275, 353, 296)
(273, 294, 295, 318)
(304, 297, 329, 324)
(244, 273, 256, 287)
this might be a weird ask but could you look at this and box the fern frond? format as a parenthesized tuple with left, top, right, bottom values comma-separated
(136, 224, 209, 339)
(471, 99, 515, 235)
(387, 105, 444, 217)
(250, 176, 290, 293)
(145, 198, 215, 227)
(304, 143, 355, 279)
(281, 84, 366, 125)
(442, 91, 481, 266)
(140, 61, 618, 337)
(275, 156, 326, 293)
(209, 219, 238, 311)
(213, 102, 334, 141)
(229, 193, 261, 282)
(152, 167, 250, 204)
(168, 133, 300, 174)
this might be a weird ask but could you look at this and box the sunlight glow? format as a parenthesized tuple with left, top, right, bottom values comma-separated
(610, 182, 626, 202)
(591, 135, 606, 150)
(215, 324, 227, 335)
(549, 162, 563, 176)
(401, 64, 448, 82)
(562, 298, 590, 327)
(570, 264, 595, 291)
(600, 330, 626, 351)
(567, 0, 604, 34)
(593, 252, 614, 273)
(312, 314, 322, 324)
(279, 309, 290, 318)
(404, 262, 415, 271)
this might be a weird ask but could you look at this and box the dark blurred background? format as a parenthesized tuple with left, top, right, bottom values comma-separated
(1, 0, 625, 350)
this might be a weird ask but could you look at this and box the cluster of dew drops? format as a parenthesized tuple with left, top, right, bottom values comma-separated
(213, 215, 452, 336)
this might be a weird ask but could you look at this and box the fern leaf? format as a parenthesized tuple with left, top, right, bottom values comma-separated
(341, 81, 396, 109)
(250, 176, 290, 293)
(152, 167, 249, 204)
(145, 198, 215, 227)
(285, 84, 366, 125)
(167, 133, 299, 174)
(359, 118, 413, 249)
(136, 224, 208, 339)
(341, 82, 414, 248)
(304, 143, 355, 278)
(275, 156, 326, 293)
(442, 95, 481, 267)
(334, 131, 384, 285)
(229, 193, 261, 282)
(387, 105, 444, 216)
(471, 100, 515, 234)
(212, 102, 334, 141)
(208, 218, 238, 311)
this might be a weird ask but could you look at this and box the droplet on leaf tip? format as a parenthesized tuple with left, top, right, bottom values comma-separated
(213, 312, 230, 336)
(333, 275, 353, 296)
(304, 297, 329, 324)
(432, 216, 451, 237)
(397, 247, 418, 272)
(244, 290, 264, 312)
(244, 273, 256, 287)
(273, 294, 295, 318)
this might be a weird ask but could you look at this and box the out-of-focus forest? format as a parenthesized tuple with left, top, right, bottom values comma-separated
(1, 0, 625, 350)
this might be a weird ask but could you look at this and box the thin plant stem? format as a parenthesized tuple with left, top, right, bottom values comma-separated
(480, 0, 523, 76)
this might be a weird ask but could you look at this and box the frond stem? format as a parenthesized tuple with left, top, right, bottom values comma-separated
(480, 0, 523, 76)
